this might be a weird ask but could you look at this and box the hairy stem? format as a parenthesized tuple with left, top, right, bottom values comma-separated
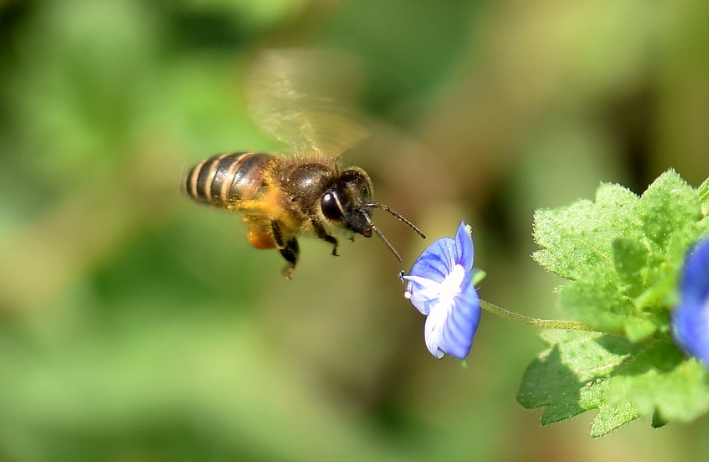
(480, 300, 600, 332)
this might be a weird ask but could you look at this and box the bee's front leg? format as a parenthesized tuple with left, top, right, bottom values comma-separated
(326, 236, 339, 257)
(311, 219, 339, 256)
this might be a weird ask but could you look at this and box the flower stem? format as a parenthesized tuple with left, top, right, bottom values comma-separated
(479, 300, 600, 332)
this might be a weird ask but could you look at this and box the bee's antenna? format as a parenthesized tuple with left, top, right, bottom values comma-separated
(362, 213, 403, 263)
(364, 203, 427, 239)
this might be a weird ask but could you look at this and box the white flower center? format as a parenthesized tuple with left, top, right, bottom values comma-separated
(439, 264, 466, 302)
(404, 264, 466, 300)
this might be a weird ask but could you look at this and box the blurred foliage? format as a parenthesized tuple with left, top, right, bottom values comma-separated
(0, 0, 708, 461)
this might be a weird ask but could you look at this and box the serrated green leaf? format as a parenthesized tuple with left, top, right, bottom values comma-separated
(556, 237, 660, 339)
(557, 266, 635, 333)
(517, 345, 586, 424)
(605, 341, 709, 423)
(610, 237, 667, 340)
(533, 183, 639, 280)
(663, 213, 709, 266)
(517, 330, 641, 435)
(515, 330, 709, 437)
(519, 329, 709, 437)
(612, 238, 648, 298)
(636, 170, 701, 250)
(699, 177, 709, 216)
(525, 171, 709, 436)
(534, 170, 706, 335)
(591, 399, 639, 437)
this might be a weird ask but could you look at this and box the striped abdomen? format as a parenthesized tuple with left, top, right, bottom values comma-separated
(183, 152, 275, 208)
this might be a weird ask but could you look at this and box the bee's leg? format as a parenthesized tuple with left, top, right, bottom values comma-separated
(271, 220, 299, 278)
(280, 238, 299, 279)
(311, 219, 339, 256)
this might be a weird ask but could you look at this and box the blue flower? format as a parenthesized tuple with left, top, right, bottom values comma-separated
(402, 222, 481, 359)
(672, 237, 709, 368)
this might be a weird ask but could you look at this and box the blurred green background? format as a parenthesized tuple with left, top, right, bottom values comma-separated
(1, 0, 708, 461)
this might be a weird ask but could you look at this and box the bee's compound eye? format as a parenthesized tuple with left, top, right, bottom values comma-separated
(321, 192, 343, 221)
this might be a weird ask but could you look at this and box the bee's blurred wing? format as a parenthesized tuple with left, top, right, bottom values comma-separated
(246, 49, 370, 157)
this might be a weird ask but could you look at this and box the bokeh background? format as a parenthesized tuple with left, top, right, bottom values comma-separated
(1, 1, 708, 461)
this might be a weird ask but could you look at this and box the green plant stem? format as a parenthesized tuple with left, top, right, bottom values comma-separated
(480, 300, 599, 332)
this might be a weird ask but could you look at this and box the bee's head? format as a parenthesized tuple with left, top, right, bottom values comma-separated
(321, 168, 425, 263)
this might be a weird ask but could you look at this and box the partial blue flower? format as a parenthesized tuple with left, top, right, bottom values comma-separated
(402, 222, 481, 359)
(672, 237, 709, 368)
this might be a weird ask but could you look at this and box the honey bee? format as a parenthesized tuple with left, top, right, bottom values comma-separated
(183, 49, 425, 278)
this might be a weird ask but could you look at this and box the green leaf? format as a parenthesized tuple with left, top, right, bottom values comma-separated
(612, 238, 649, 299)
(557, 265, 636, 334)
(699, 177, 709, 216)
(605, 340, 709, 424)
(534, 170, 706, 336)
(533, 183, 639, 280)
(635, 170, 701, 250)
(518, 330, 709, 437)
(517, 330, 642, 437)
(524, 170, 709, 436)
(591, 399, 639, 437)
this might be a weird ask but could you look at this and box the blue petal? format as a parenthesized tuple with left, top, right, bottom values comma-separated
(454, 222, 474, 283)
(434, 280, 481, 359)
(405, 236, 456, 314)
(681, 238, 709, 305)
(672, 237, 709, 367)
(409, 237, 456, 283)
